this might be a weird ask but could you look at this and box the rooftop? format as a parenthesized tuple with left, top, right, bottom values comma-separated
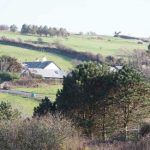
(23, 61, 53, 69)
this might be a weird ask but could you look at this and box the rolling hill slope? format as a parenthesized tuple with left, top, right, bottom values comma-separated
(0, 32, 148, 56)
(0, 44, 73, 71)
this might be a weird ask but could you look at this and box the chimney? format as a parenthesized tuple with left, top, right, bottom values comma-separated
(42, 56, 47, 62)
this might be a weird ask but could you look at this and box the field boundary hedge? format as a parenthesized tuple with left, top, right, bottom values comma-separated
(0, 38, 103, 62)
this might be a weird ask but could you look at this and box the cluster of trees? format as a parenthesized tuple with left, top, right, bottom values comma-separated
(0, 55, 21, 83)
(0, 55, 22, 73)
(0, 24, 18, 32)
(21, 24, 69, 37)
(34, 62, 150, 141)
(0, 24, 69, 37)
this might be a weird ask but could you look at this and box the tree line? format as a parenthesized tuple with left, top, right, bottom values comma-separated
(21, 24, 69, 37)
(0, 24, 69, 37)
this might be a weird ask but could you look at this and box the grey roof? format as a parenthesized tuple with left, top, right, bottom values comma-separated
(23, 61, 53, 69)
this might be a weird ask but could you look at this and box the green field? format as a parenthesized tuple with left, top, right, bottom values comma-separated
(15, 84, 62, 101)
(0, 84, 62, 117)
(0, 93, 39, 117)
(0, 85, 62, 117)
(0, 44, 73, 71)
(0, 32, 148, 56)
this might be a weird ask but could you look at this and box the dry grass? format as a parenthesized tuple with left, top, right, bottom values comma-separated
(0, 115, 149, 150)
(0, 115, 79, 150)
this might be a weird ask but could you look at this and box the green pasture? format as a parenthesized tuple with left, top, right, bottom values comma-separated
(15, 84, 62, 101)
(0, 32, 148, 56)
(0, 93, 39, 117)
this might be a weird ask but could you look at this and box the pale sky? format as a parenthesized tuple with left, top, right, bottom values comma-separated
(0, 0, 150, 37)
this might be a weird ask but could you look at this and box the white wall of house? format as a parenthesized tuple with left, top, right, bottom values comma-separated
(44, 63, 60, 71)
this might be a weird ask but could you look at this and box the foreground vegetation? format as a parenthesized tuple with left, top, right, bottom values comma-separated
(0, 112, 150, 150)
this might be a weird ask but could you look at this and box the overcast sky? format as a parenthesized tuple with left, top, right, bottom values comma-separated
(0, 0, 150, 37)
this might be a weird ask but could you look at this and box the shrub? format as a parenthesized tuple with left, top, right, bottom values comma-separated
(0, 101, 20, 121)
(0, 72, 19, 83)
(140, 123, 150, 137)
(33, 97, 56, 117)
(0, 55, 22, 72)
(17, 38, 22, 42)
(0, 115, 78, 150)
(37, 37, 43, 44)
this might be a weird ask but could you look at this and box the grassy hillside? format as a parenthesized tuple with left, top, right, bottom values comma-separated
(0, 32, 148, 56)
(0, 93, 39, 117)
(0, 44, 73, 71)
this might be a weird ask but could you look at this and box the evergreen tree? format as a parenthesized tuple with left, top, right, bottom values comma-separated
(33, 97, 56, 117)
(10, 24, 18, 32)
(56, 62, 150, 140)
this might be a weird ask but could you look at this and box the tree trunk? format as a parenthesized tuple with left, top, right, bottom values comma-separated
(102, 108, 106, 141)
(124, 125, 128, 141)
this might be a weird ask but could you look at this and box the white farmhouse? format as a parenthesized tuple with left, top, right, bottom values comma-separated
(22, 61, 66, 79)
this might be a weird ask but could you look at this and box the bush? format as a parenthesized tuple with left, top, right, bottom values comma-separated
(0, 101, 20, 121)
(37, 37, 43, 44)
(0, 72, 19, 83)
(0, 55, 22, 72)
(140, 123, 150, 137)
(33, 97, 56, 117)
(17, 38, 22, 42)
(0, 115, 78, 150)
